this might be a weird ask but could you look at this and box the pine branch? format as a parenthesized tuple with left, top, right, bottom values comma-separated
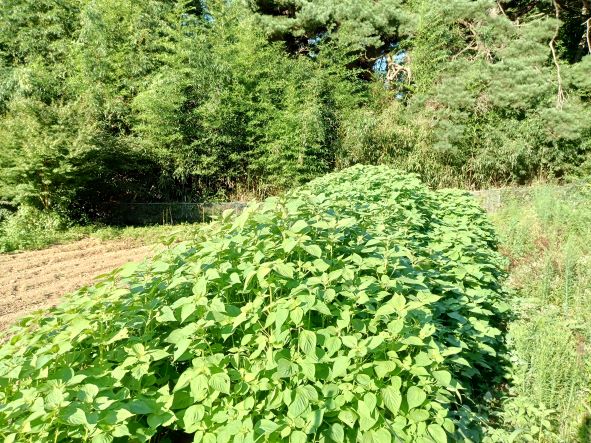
(452, 41, 478, 61)
(550, 0, 565, 109)
(496, 1, 508, 18)
(584, 0, 591, 54)
(502, 0, 541, 22)
(457, 20, 494, 62)
(385, 53, 411, 85)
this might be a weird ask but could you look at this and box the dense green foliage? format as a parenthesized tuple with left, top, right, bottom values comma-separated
(0, 166, 510, 442)
(0, 206, 70, 252)
(0, 0, 354, 216)
(0, 0, 590, 221)
(0, 204, 197, 253)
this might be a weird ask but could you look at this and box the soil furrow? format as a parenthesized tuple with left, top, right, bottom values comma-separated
(0, 239, 110, 265)
(0, 240, 145, 274)
(0, 245, 153, 289)
(0, 239, 156, 330)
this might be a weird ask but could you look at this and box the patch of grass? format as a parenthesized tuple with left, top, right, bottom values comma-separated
(491, 184, 591, 442)
(0, 206, 201, 253)
(87, 224, 200, 245)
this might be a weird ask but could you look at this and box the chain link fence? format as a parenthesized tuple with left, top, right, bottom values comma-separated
(95, 183, 588, 225)
(97, 202, 247, 226)
(470, 183, 589, 213)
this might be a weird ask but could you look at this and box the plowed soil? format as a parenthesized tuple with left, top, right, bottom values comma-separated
(0, 239, 157, 330)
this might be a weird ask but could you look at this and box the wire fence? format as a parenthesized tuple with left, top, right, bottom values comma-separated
(470, 182, 589, 213)
(98, 202, 247, 226)
(96, 183, 589, 224)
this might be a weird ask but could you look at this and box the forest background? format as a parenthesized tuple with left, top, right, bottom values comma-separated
(0, 0, 590, 223)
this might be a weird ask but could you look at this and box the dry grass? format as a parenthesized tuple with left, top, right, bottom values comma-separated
(492, 184, 591, 441)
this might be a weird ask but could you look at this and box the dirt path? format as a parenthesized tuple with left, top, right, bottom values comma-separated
(0, 238, 157, 330)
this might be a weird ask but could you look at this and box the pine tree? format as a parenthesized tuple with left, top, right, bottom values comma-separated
(335, 0, 591, 187)
(248, 0, 407, 73)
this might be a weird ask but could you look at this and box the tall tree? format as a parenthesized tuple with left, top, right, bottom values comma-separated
(134, 1, 349, 198)
(336, 0, 591, 187)
(248, 0, 408, 74)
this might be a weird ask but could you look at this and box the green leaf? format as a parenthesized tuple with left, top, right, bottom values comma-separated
(174, 368, 197, 392)
(45, 389, 65, 410)
(209, 372, 231, 394)
(65, 408, 89, 426)
(451, 356, 471, 367)
(190, 374, 209, 399)
(406, 386, 426, 410)
(119, 262, 139, 278)
(34, 354, 54, 369)
(183, 405, 205, 432)
(363, 393, 377, 412)
(381, 386, 402, 415)
(291, 220, 309, 233)
(291, 307, 304, 325)
(300, 361, 316, 381)
(338, 409, 358, 428)
(128, 399, 156, 414)
(402, 336, 424, 346)
(325, 336, 341, 356)
(150, 349, 170, 361)
(373, 428, 392, 443)
(259, 419, 280, 433)
(408, 408, 429, 422)
(390, 294, 406, 311)
(290, 430, 308, 443)
(303, 244, 322, 258)
(152, 261, 169, 273)
(283, 237, 298, 253)
(433, 370, 452, 386)
(275, 262, 294, 279)
(312, 259, 330, 273)
(173, 337, 191, 361)
(147, 412, 175, 428)
(275, 308, 290, 329)
(180, 304, 196, 323)
(112, 425, 131, 438)
(157, 307, 177, 323)
(304, 408, 324, 434)
(331, 356, 350, 379)
(299, 330, 317, 356)
(329, 423, 345, 442)
(387, 319, 404, 335)
(366, 335, 384, 350)
(287, 392, 309, 418)
(277, 359, 297, 378)
(103, 408, 134, 425)
(341, 336, 357, 349)
(91, 433, 113, 443)
(358, 411, 377, 432)
(78, 384, 99, 402)
(374, 361, 397, 379)
(428, 424, 448, 443)
(358, 395, 378, 431)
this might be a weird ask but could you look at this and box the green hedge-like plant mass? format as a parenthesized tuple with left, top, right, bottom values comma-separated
(0, 166, 509, 442)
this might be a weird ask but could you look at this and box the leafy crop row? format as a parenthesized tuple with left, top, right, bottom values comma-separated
(0, 166, 509, 442)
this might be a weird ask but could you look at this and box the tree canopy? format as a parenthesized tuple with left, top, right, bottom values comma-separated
(0, 0, 589, 219)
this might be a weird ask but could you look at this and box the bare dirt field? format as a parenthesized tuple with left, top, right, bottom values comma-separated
(0, 238, 157, 330)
